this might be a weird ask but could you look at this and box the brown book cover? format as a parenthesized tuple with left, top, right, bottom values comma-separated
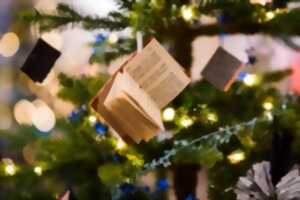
(201, 47, 243, 91)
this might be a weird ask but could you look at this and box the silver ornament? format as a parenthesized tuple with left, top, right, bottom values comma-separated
(235, 161, 300, 200)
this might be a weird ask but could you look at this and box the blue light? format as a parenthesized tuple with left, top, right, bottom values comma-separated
(237, 71, 248, 81)
(156, 178, 169, 191)
(95, 123, 107, 135)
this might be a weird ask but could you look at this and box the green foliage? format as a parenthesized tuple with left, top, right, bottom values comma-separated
(57, 73, 107, 105)
(90, 38, 136, 65)
(21, 3, 129, 32)
(14, 0, 300, 199)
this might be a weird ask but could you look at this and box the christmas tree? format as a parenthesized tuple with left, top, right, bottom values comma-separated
(1, 0, 300, 199)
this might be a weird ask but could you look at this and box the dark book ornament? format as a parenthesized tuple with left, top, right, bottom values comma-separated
(21, 38, 61, 83)
(201, 47, 243, 91)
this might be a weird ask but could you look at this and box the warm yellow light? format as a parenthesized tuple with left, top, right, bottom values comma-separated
(181, 5, 195, 21)
(243, 74, 258, 87)
(264, 111, 273, 121)
(116, 139, 126, 150)
(88, 115, 97, 125)
(250, 0, 272, 6)
(108, 33, 119, 44)
(207, 112, 218, 123)
(227, 150, 246, 164)
(263, 101, 273, 111)
(0, 32, 20, 57)
(266, 11, 275, 20)
(5, 164, 16, 176)
(162, 107, 175, 122)
(13, 99, 36, 126)
(180, 116, 193, 128)
(34, 166, 43, 176)
(32, 100, 56, 132)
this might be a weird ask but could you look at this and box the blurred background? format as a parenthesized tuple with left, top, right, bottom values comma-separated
(1, 1, 300, 199)
(2, 0, 300, 135)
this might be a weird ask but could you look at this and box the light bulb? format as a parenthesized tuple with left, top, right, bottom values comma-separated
(116, 139, 126, 150)
(181, 5, 195, 21)
(162, 107, 175, 122)
(88, 115, 97, 125)
(262, 101, 273, 111)
(5, 164, 16, 176)
(34, 166, 43, 176)
(227, 150, 246, 164)
(207, 112, 218, 123)
(243, 74, 258, 87)
(180, 116, 193, 128)
(266, 11, 275, 21)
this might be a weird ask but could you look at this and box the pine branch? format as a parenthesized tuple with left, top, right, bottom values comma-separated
(22, 3, 129, 32)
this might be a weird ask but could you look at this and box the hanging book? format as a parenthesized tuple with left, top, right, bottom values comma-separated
(91, 38, 190, 143)
(201, 47, 243, 91)
(21, 38, 61, 83)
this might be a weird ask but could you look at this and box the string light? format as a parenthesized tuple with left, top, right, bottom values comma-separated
(162, 107, 175, 122)
(266, 11, 275, 21)
(262, 101, 273, 111)
(243, 74, 258, 87)
(0, 32, 20, 57)
(88, 115, 97, 125)
(3, 159, 17, 176)
(250, 0, 272, 6)
(264, 111, 273, 121)
(180, 116, 193, 128)
(207, 112, 218, 123)
(116, 139, 126, 150)
(34, 166, 43, 176)
(227, 150, 246, 164)
(181, 5, 195, 21)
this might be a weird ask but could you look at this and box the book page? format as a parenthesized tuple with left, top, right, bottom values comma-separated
(124, 38, 191, 108)
(90, 74, 134, 143)
(104, 72, 164, 130)
(106, 92, 163, 142)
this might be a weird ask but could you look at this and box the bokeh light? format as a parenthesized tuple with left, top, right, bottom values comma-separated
(13, 100, 36, 125)
(162, 107, 175, 122)
(0, 32, 20, 57)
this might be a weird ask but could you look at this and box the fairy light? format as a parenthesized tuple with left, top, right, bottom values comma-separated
(250, 0, 272, 5)
(3, 158, 17, 176)
(262, 101, 273, 111)
(180, 116, 193, 128)
(162, 107, 175, 122)
(243, 74, 258, 87)
(266, 11, 275, 21)
(264, 111, 274, 121)
(116, 139, 126, 150)
(207, 112, 218, 123)
(227, 150, 246, 164)
(5, 164, 16, 176)
(181, 5, 195, 21)
(88, 115, 97, 125)
(34, 166, 43, 176)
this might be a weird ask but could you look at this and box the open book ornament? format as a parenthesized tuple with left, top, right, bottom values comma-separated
(235, 161, 300, 200)
(91, 38, 190, 144)
(21, 38, 61, 83)
(201, 47, 243, 91)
